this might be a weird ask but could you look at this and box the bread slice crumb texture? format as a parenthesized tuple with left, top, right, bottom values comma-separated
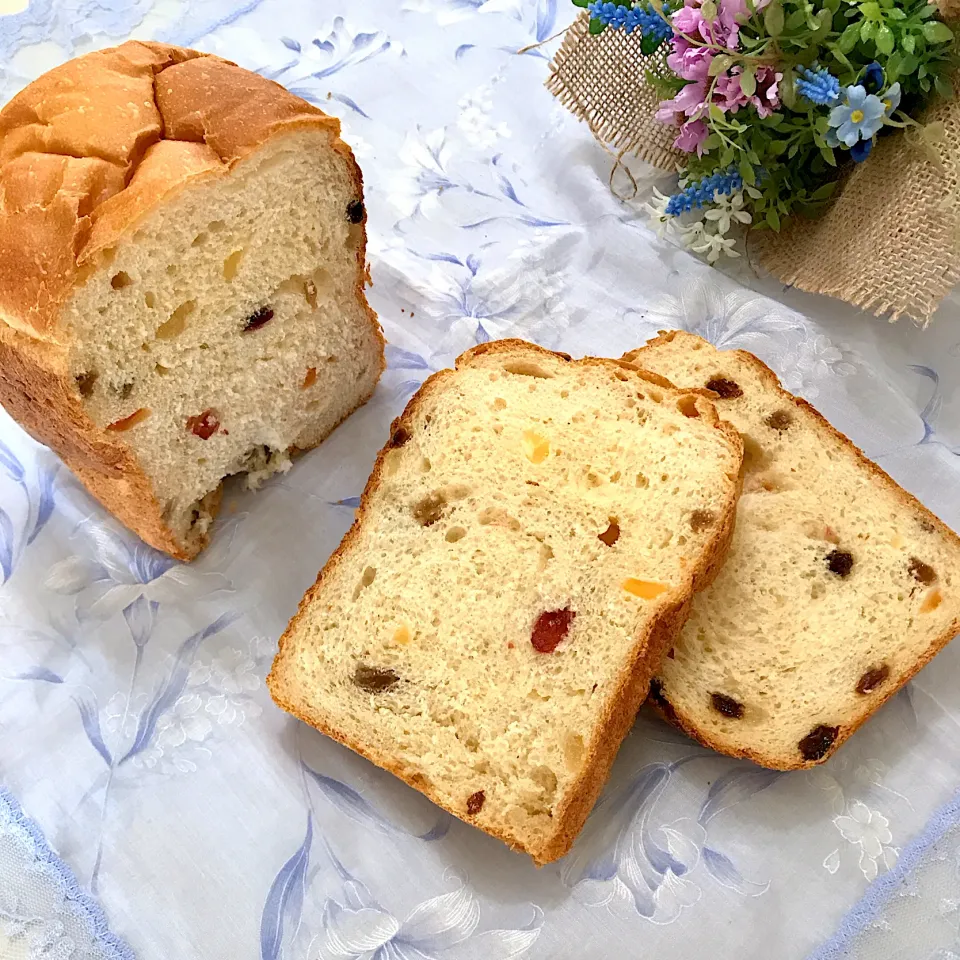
(268, 339, 743, 863)
(625, 330, 960, 770)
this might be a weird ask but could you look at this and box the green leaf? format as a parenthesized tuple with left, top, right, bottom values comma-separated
(703, 133, 723, 150)
(820, 144, 837, 166)
(935, 74, 955, 100)
(815, 116, 830, 134)
(860, 1, 882, 20)
(781, 67, 797, 108)
(588, 17, 606, 34)
(739, 158, 757, 185)
(721, 145, 735, 165)
(886, 50, 903, 79)
(766, 208, 782, 231)
(701, 0, 718, 20)
(747, 148, 761, 164)
(764, 0, 785, 36)
(811, 181, 838, 200)
(839, 22, 861, 51)
(923, 20, 953, 43)
(740, 65, 757, 97)
(709, 103, 726, 123)
(785, 8, 807, 30)
(572, 0, 590, 6)
(901, 32, 915, 53)
(876, 24, 895, 53)
(709, 54, 735, 75)
(860, 19, 876, 41)
(769, 139, 788, 155)
(788, 142, 799, 158)
(640, 33, 664, 53)
(887, 7, 905, 18)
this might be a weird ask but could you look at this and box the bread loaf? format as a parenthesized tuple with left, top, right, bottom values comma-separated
(0, 41, 384, 559)
(623, 330, 960, 769)
(268, 339, 744, 863)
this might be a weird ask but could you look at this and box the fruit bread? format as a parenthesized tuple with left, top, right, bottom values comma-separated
(0, 41, 384, 560)
(268, 339, 744, 863)
(623, 330, 960, 769)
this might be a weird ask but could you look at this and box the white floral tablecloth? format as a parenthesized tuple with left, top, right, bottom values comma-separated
(1, 2, 959, 959)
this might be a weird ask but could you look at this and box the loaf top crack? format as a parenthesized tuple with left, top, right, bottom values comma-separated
(624, 330, 960, 770)
(268, 339, 744, 864)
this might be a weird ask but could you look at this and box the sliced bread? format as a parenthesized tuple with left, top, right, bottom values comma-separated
(0, 42, 383, 560)
(268, 339, 744, 863)
(623, 330, 960, 769)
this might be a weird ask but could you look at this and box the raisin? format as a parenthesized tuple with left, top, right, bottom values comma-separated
(798, 724, 839, 762)
(353, 664, 400, 692)
(856, 664, 890, 694)
(705, 377, 743, 399)
(413, 492, 446, 526)
(648, 677, 680, 724)
(388, 424, 410, 448)
(75, 372, 98, 397)
(826, 549, 854, 577)
(347, 200, 365, 224)
(243, 306, 274, 333)
(466, 790, 485, 815)
(689, 509, 715, 533)
(908, 557, 936, 585)
(531, 608, 575, 653)
(765, 410, 793, 431)
(598, 520, 620, 547)
(711, 692, 744, 719)
(187, 409, 220, 440)
(556, 351, 573, 362)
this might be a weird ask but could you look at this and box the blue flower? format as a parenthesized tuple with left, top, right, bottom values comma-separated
(588, 0, 672, 39)
(881, 82, 901, 117)
(666, 168, 744, 216)
(850, 138, 874, 162)
(828, 85, 885, 148)
(863, 62, 885, 93)
(796, 66, 840, 107)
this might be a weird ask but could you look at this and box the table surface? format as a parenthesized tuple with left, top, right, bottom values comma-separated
(1, 2, 959, 959)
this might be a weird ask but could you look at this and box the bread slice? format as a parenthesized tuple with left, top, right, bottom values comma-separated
(268, 339, 743, 863)
(623, 330, 960, 769)
(0, 42, 383, 560)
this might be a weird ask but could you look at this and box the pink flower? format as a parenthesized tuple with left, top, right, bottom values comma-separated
(657, 79, 709, 122)
(674, 119, 709, 153)
(667, 39, 715, 82)
(753, 65, 782, 117)
(714, 70, 749, 112)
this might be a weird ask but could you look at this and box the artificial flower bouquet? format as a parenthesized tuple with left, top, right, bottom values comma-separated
(549, 0, 960, 322)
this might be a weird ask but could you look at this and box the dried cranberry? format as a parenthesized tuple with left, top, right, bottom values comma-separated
(711, 693, 744, 719)
(826, 550, 854, 577)
(531, 608, 575, 653)
(856, 664, 890, 694)
(347, 200, 365, 224)
(908, 557, 936, 585)
(798, 724, 839, 762)
(466, 790, 485, 815)
(598, 520, 620, 547)
(187, 410, 220, 440)
(353, 664, 400, 692)
(243, 306, 274, 333)
(705, 377, 743, 399)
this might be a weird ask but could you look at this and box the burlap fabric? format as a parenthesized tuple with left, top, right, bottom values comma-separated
(549, 10, 960, 323)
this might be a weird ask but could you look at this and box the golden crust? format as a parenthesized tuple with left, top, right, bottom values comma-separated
(0, 41, 382, 560)
(624, 329, 960, 770)
(268, 338, 743, 864)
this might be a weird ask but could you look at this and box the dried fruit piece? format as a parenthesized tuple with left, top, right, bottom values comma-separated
(107, 408, 151, 432)
(302, 367, 317, 390)
(392, 624, 412, 646)
(466, 790, 485, 815)
(353, 664, 400, 692)
(920, 587, 943, 613)
(705, 377, 743, 399)
(243, 306, 274, 333)
(413, 492, 446, 526)
(711, 693, 744, 719)
(621, 578, 668, 600)
(75, 372, 98, 397)
(187, 409, 220, 440)
(388, 424, 410, 448)
(521, 429, 550, 464)
(531, 608, 575, 653)
(347, 200, 365, 224)
(598, 520, 620, 547)
(689, 509, 715, 533)
(765, 410, 793, 431)
(856, 664, 890, 694)
(157, 300, 195, 339)
(826, 550, 854, 577)
(798, 724, 839, 762)
(908, 557, 936, 585)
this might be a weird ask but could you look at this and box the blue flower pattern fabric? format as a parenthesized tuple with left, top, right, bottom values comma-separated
(0, 1, 959, 958)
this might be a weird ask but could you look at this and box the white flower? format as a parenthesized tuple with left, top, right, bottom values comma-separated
(835, 800, 895, 878)
(154, 693, 213, 750)
(190, 648, 260, 696)
(642, 187, 672, 238)
(688, 229, 741, 263)
(704, 191, 752, 235)
(388, 127, 457, 218)
(457, 85, 511, 150)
